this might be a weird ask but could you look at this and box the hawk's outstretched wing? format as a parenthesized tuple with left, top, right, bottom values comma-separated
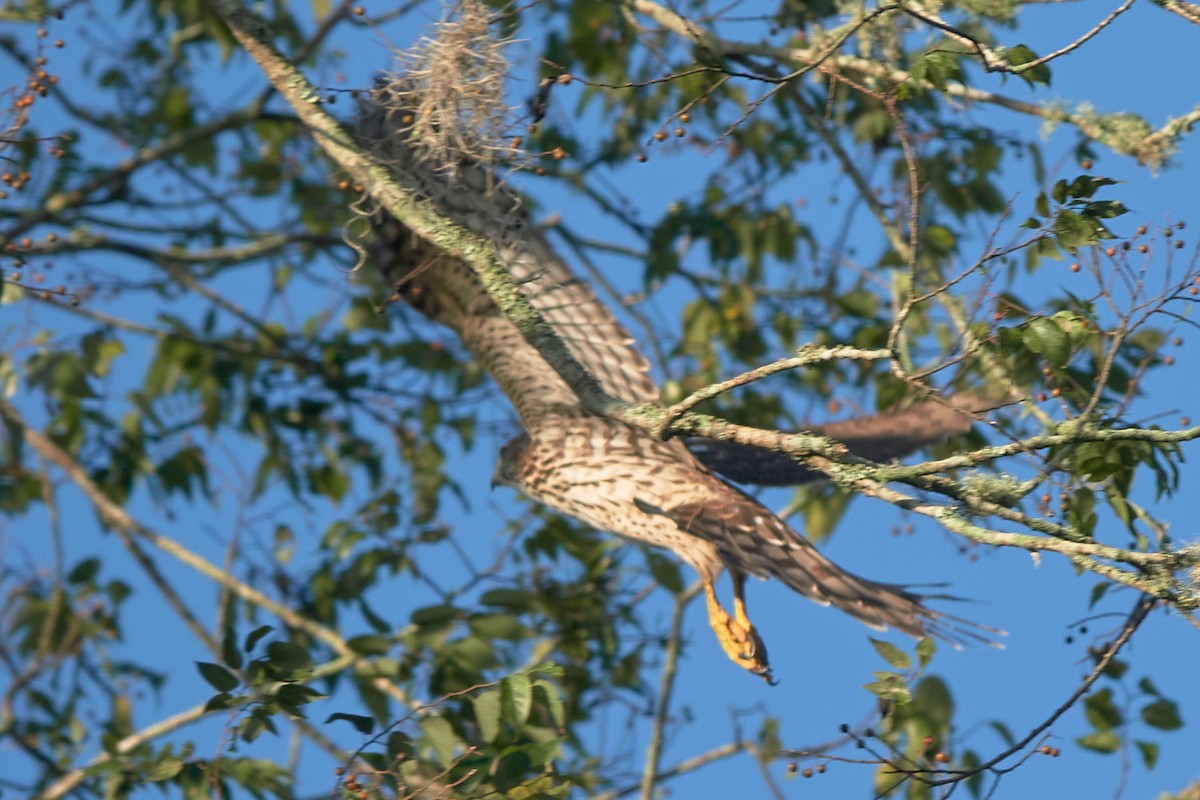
(687, 393, 993, 486)
(359, 94, 657, 429)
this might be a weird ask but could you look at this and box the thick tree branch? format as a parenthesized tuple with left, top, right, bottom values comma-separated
(208, 0, 621, 419)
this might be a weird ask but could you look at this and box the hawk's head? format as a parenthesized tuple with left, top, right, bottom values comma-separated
(491, 433, 532, 490)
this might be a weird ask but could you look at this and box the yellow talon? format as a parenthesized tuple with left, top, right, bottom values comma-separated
(704, 576, 775, 684)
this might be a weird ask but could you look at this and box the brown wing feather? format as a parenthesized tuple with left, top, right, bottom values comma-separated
(687, 393, 993, 486)
(358, 96, 657, 427)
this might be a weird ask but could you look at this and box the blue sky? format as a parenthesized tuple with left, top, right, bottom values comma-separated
(4, 1, 1199, 798)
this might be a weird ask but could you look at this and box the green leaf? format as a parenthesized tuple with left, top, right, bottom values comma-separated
(501, 672, 533, 728)
(26, 351, 96, 398)
(144, 756, 184, 781)
(244, 625, 274, 653)
(0, 355, 17, 400)
(644, 550, 683, 593)
(911, 51, 962, 91)
(222, 625, 243, 670)
(799, 485, 853, 544)
(264, 641, 313, 679)
(989, 720, 1015, 746)
(1023, 317, 1071, 367)
(473, 689, 502, 742)
(203, 692, 239, 712)
(1052, 209, 1099, 252)
(912, 676, 955, 728)
(1084, 688, 1122, 730)
(421, 715, 459, 765)
(758, 716, 781, 754)
(863, 670, 911, 703)
(326, 712, 375, 735)
(196, 661, 240, 692)
(387, 731, 414, 761)
(1135, 739, 1160, 769)
(347, 635, 392, 655)
(961, 749, 983, 797)
(0, 281, 23, 304)
(1003, 44, 1051, 86)
(68, 557, 101, 585)
(1076, 730, 1120, 753)
(277, 683, 322, 708)
(469, 612, 528, 640)
(1141, 699, 1182, 731)
(916, 637, 936, 670)
(869, 638, 912, 670)
(534, 679, 565, 727)
(1035, 191, 1050, 218)
(410, 603, 462, 627)
(239, 707, 277, 742)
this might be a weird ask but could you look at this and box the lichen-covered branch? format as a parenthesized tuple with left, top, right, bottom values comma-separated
(208, 0, 620, 418)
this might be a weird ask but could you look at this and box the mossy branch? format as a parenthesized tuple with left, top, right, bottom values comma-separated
(208, 0, 620, 419)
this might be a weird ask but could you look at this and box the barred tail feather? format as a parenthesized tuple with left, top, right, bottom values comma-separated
(665, 497, 1005, 648)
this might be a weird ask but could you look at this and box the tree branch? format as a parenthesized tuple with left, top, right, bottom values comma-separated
(208, 0, 622, 419)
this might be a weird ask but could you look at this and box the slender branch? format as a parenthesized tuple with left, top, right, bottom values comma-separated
(928, 598, 1155, 787)
(657, 346, 892, 436)
(623, 0, 1198, 167)
(875, 423, 1200, 479)
(595, 740, 753, 800)
(0, 401, 412, 705)
(36, 651, 360, 800)
(639, 581, 701, 800)
(38, 703, 210, 799)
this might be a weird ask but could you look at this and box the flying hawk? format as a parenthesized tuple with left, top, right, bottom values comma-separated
(357, 86, 994, 681)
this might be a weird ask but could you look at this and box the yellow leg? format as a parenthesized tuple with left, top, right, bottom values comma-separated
(704, 573, 774, 684)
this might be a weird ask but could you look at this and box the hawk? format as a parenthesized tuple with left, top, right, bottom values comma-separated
(358, 87, 995, 681)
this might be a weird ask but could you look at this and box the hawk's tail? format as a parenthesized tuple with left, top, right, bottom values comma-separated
(668, 497, 1004, 648)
